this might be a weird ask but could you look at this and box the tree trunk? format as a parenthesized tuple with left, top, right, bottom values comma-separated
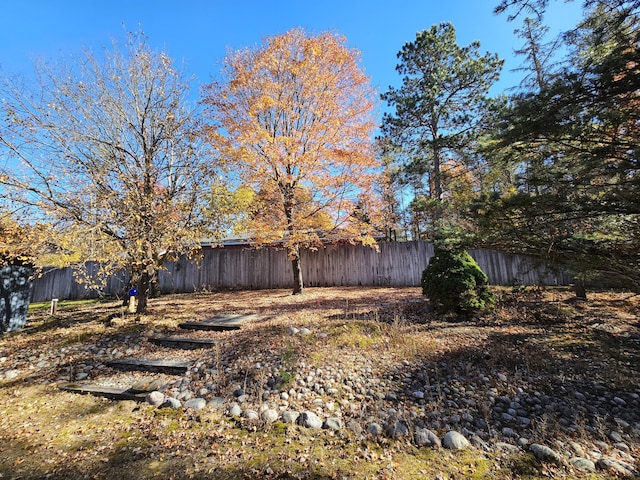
(432, 147, 443, 202)
(574, 281, 587, 301)
(136, 270, 151, 314)
(149, 269, 161, 298)
(291, 245, 304, 295)
(283, 192, 304, 295)
(433, 145, 446, 222)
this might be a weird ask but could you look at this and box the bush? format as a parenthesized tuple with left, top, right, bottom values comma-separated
(421, 247, 494, 314)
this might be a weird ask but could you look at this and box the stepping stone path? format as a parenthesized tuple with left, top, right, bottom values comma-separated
(60, 313, 258, 401)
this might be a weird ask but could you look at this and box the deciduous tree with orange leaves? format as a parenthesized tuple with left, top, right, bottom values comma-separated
(203, 28, 380, 294)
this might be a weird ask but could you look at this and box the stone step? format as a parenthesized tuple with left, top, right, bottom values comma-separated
(148, 336, 218, 349)
(178, 320, 241, 331)
(178, 313, 261, 331)
(59, 383, 147, 401)
(106, 358, 192, 374)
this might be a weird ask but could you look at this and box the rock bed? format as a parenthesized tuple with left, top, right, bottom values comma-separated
(179, 350, 638, 477)
(2, 292, 639, 478)
(21, 323, 634, 477)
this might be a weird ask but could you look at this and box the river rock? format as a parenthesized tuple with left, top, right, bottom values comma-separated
(568, 441, 585, 457)
(162, 397, 182, 409)
(570, 457, 595, 472)
(146, 391, 165, 406)
(442, 431, 469, 450)
(184, 398, 206, 411)
(347, 419, 363, 435)
(385, 421, 409, 439)
(233, 388, 244, 397)
(367, 422, 383, 436)
(495, 442, 520, 454)
(323, 417, 343, 431)
(242, 409, 259, 420)
(470, 435, 490, 451)
(613, 396, 627, 406)
(299, 411, 323, 429)
(597, 457, 637, 477)
(529, 443, 562, 464)
(261, 409, 279, 423)
(282, 411, 300, 424)
(608, 431, 624, 443)
(131, 377, 165, 393)
(207, 397, 225, 410)
(414, 428, 441, 448)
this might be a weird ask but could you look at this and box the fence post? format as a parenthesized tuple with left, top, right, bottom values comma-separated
(50, 298, 59, 315)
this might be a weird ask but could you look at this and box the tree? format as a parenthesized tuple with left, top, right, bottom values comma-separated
(494, 0, 548, 21)
(0, 211, 33, 267)
(381, 23, 503, 233)
(375, 142, 403, 241)
(479, 1, 640, 291)
(202, 28, 380, 295)
(204, 183, 256, 237)
(0, 33, 219, 313)
(512, 16, 559, 91)
(495, 0, 640, 21)
(488, 15, 561, 200)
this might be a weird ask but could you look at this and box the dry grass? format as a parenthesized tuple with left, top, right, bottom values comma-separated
(0, 286, 638, 479)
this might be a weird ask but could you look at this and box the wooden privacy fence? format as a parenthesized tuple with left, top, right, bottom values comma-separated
(32, 262, 128, 303)
(30, 241, 571, 302)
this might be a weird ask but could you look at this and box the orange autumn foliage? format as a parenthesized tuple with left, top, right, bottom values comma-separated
(202, 28, 380, 293)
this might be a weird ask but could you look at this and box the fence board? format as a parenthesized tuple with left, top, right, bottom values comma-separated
(30, 241, 571, 302)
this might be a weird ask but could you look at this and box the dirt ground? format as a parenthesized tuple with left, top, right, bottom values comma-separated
(0, 286, 638, 479)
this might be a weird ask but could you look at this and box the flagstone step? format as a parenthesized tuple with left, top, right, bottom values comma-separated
(59, 383, 147, 401)
(178, 313, 261, 331)
(106, 358, 192, 374)
(148, 335, 218, 349)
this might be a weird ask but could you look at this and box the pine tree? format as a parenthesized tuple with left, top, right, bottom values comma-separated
(381, 23, 503, 234)
(480, 1, 640, 291)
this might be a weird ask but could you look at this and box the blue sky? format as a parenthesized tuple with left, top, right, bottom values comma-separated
(0, 1, 583, 108)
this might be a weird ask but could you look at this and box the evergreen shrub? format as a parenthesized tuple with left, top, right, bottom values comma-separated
(421, 247, 494, 314)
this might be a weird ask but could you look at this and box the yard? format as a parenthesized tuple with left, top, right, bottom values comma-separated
(0, 286, 638, 479)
